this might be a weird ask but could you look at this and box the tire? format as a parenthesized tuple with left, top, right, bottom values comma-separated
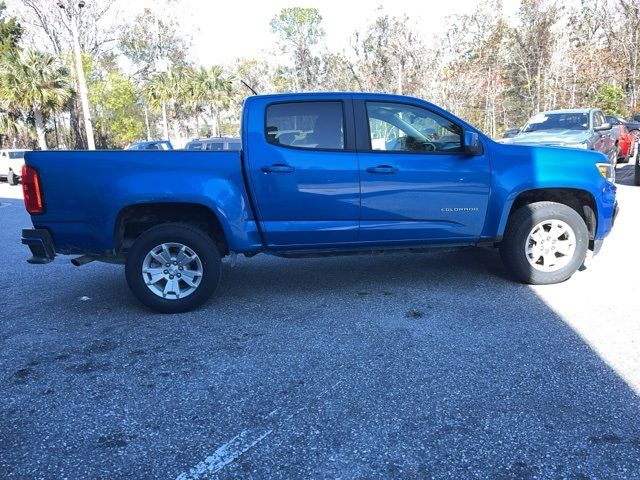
(635, 161, 640, 186)
(7, 170, 18, 186)
(125, 223, 222, 313)
(500, 201, 589, 285)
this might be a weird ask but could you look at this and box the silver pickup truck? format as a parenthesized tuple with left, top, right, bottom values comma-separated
(501, 108, 616, 166)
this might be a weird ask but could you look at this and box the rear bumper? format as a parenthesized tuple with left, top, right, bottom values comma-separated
(22, 229, 56, 264)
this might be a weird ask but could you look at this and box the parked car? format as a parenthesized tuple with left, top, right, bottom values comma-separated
(126, 140, 173, 151)
(184, 137, 241, 151)
(618, 117, 640, 139)
(0, 149, 29, 185)
(605, 115, 636, 163)
(21, 92, 617, 313)
(503, 108, 617, 165)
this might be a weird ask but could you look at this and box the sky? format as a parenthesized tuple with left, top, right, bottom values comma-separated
(135, 0, 524, 67)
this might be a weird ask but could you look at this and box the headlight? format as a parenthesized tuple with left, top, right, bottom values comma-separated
(596, 163, 615, 183)
(564, 142, 589, 149)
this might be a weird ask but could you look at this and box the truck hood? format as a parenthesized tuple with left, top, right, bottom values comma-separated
(504, 130, 590, 146)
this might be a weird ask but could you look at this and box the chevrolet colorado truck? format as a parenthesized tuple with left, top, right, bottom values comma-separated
(21, 93, 618, 313)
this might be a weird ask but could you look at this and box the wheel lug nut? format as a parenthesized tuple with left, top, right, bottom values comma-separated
(179, 266, 183, 270)
(177, 273, 181, 278)
(164, 270, 168, 274)
(169, 275, 174, 279)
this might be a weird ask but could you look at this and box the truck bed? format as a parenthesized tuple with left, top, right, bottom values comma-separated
(25, 150, 259, 254)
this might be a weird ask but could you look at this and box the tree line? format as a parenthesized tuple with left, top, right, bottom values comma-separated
(1, 0, 639, 149)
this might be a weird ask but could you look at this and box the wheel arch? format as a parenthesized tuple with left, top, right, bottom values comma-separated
(499, 188, 598, 243)
(113, 202, 230, 256)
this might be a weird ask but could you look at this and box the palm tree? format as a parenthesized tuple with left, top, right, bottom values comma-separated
(143, 68, 192, 140)
(189, 66, 233, 137)
(142, 72, 172, 140)
(0, 51, 71, 150)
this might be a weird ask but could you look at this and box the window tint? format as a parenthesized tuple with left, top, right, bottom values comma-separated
(187, 142, 203, 150)
(9, 152, 25, 159)
(266, 101, 344, 150)
(366, 102, 462, 153)
(228, 143, 241, 151)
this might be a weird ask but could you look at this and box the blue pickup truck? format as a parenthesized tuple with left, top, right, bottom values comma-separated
(21, 93, 618, 313)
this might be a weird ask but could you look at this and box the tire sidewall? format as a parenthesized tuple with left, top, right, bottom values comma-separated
(502, 203, 589, 285)
(125, 224, 221, 313)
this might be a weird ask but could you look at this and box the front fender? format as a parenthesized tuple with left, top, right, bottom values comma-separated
(483, 142, 613, 238)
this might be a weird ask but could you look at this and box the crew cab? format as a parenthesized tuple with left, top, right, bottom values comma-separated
(21, 93, 618, 313)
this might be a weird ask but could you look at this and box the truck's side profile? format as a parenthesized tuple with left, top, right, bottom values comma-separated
(22, 93, 618, 312)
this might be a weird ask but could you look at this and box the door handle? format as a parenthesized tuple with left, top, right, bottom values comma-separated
(366, 165, 399, 174)
(261, 164, 295, 173)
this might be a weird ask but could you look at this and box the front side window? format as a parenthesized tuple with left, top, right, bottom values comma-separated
(367, 102, 462, 153)
(266, 101, 345, 150)
(8, 152, 25, 159)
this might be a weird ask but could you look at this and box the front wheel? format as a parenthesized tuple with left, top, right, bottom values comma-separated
(125, 223, 222, 313)
(500, 202, 589, 285)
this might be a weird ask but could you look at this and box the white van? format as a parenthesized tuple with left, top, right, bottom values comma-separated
(0, 149, 29, 185)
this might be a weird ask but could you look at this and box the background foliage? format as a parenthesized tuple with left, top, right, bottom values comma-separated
(2, 0, 640, 149)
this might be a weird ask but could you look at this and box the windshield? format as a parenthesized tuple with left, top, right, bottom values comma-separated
(523, 113, 589, 132)
(8, 151, 25, 159)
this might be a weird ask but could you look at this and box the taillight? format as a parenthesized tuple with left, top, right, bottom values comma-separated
(22, 165, 45, 214)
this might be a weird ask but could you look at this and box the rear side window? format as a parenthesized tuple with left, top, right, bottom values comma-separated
(205, 142, 225, 151)
(265, 101, 345, 150)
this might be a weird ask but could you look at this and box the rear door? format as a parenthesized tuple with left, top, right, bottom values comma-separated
(245, 96, 360, 248)
(355, 99, 491, 244)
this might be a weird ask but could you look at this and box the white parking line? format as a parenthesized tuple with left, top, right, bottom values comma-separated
(176, 380, 343, 479)
(175, 428, 273, 480)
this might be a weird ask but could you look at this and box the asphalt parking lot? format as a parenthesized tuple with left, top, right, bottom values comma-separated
(1, 167, 639, 479)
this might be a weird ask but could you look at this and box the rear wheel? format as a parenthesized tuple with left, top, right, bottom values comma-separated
(125, 223, 222, 313)
(635, 159, 640, 186)
(500, 202, 589, 285)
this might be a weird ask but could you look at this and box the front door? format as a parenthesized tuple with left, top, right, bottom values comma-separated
(356, 100, 491, 244)
(246, 99, 360, 248)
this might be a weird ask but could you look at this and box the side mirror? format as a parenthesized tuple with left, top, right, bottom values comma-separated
(463, 131, 483, 156)
(594, 123, 612, 132)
